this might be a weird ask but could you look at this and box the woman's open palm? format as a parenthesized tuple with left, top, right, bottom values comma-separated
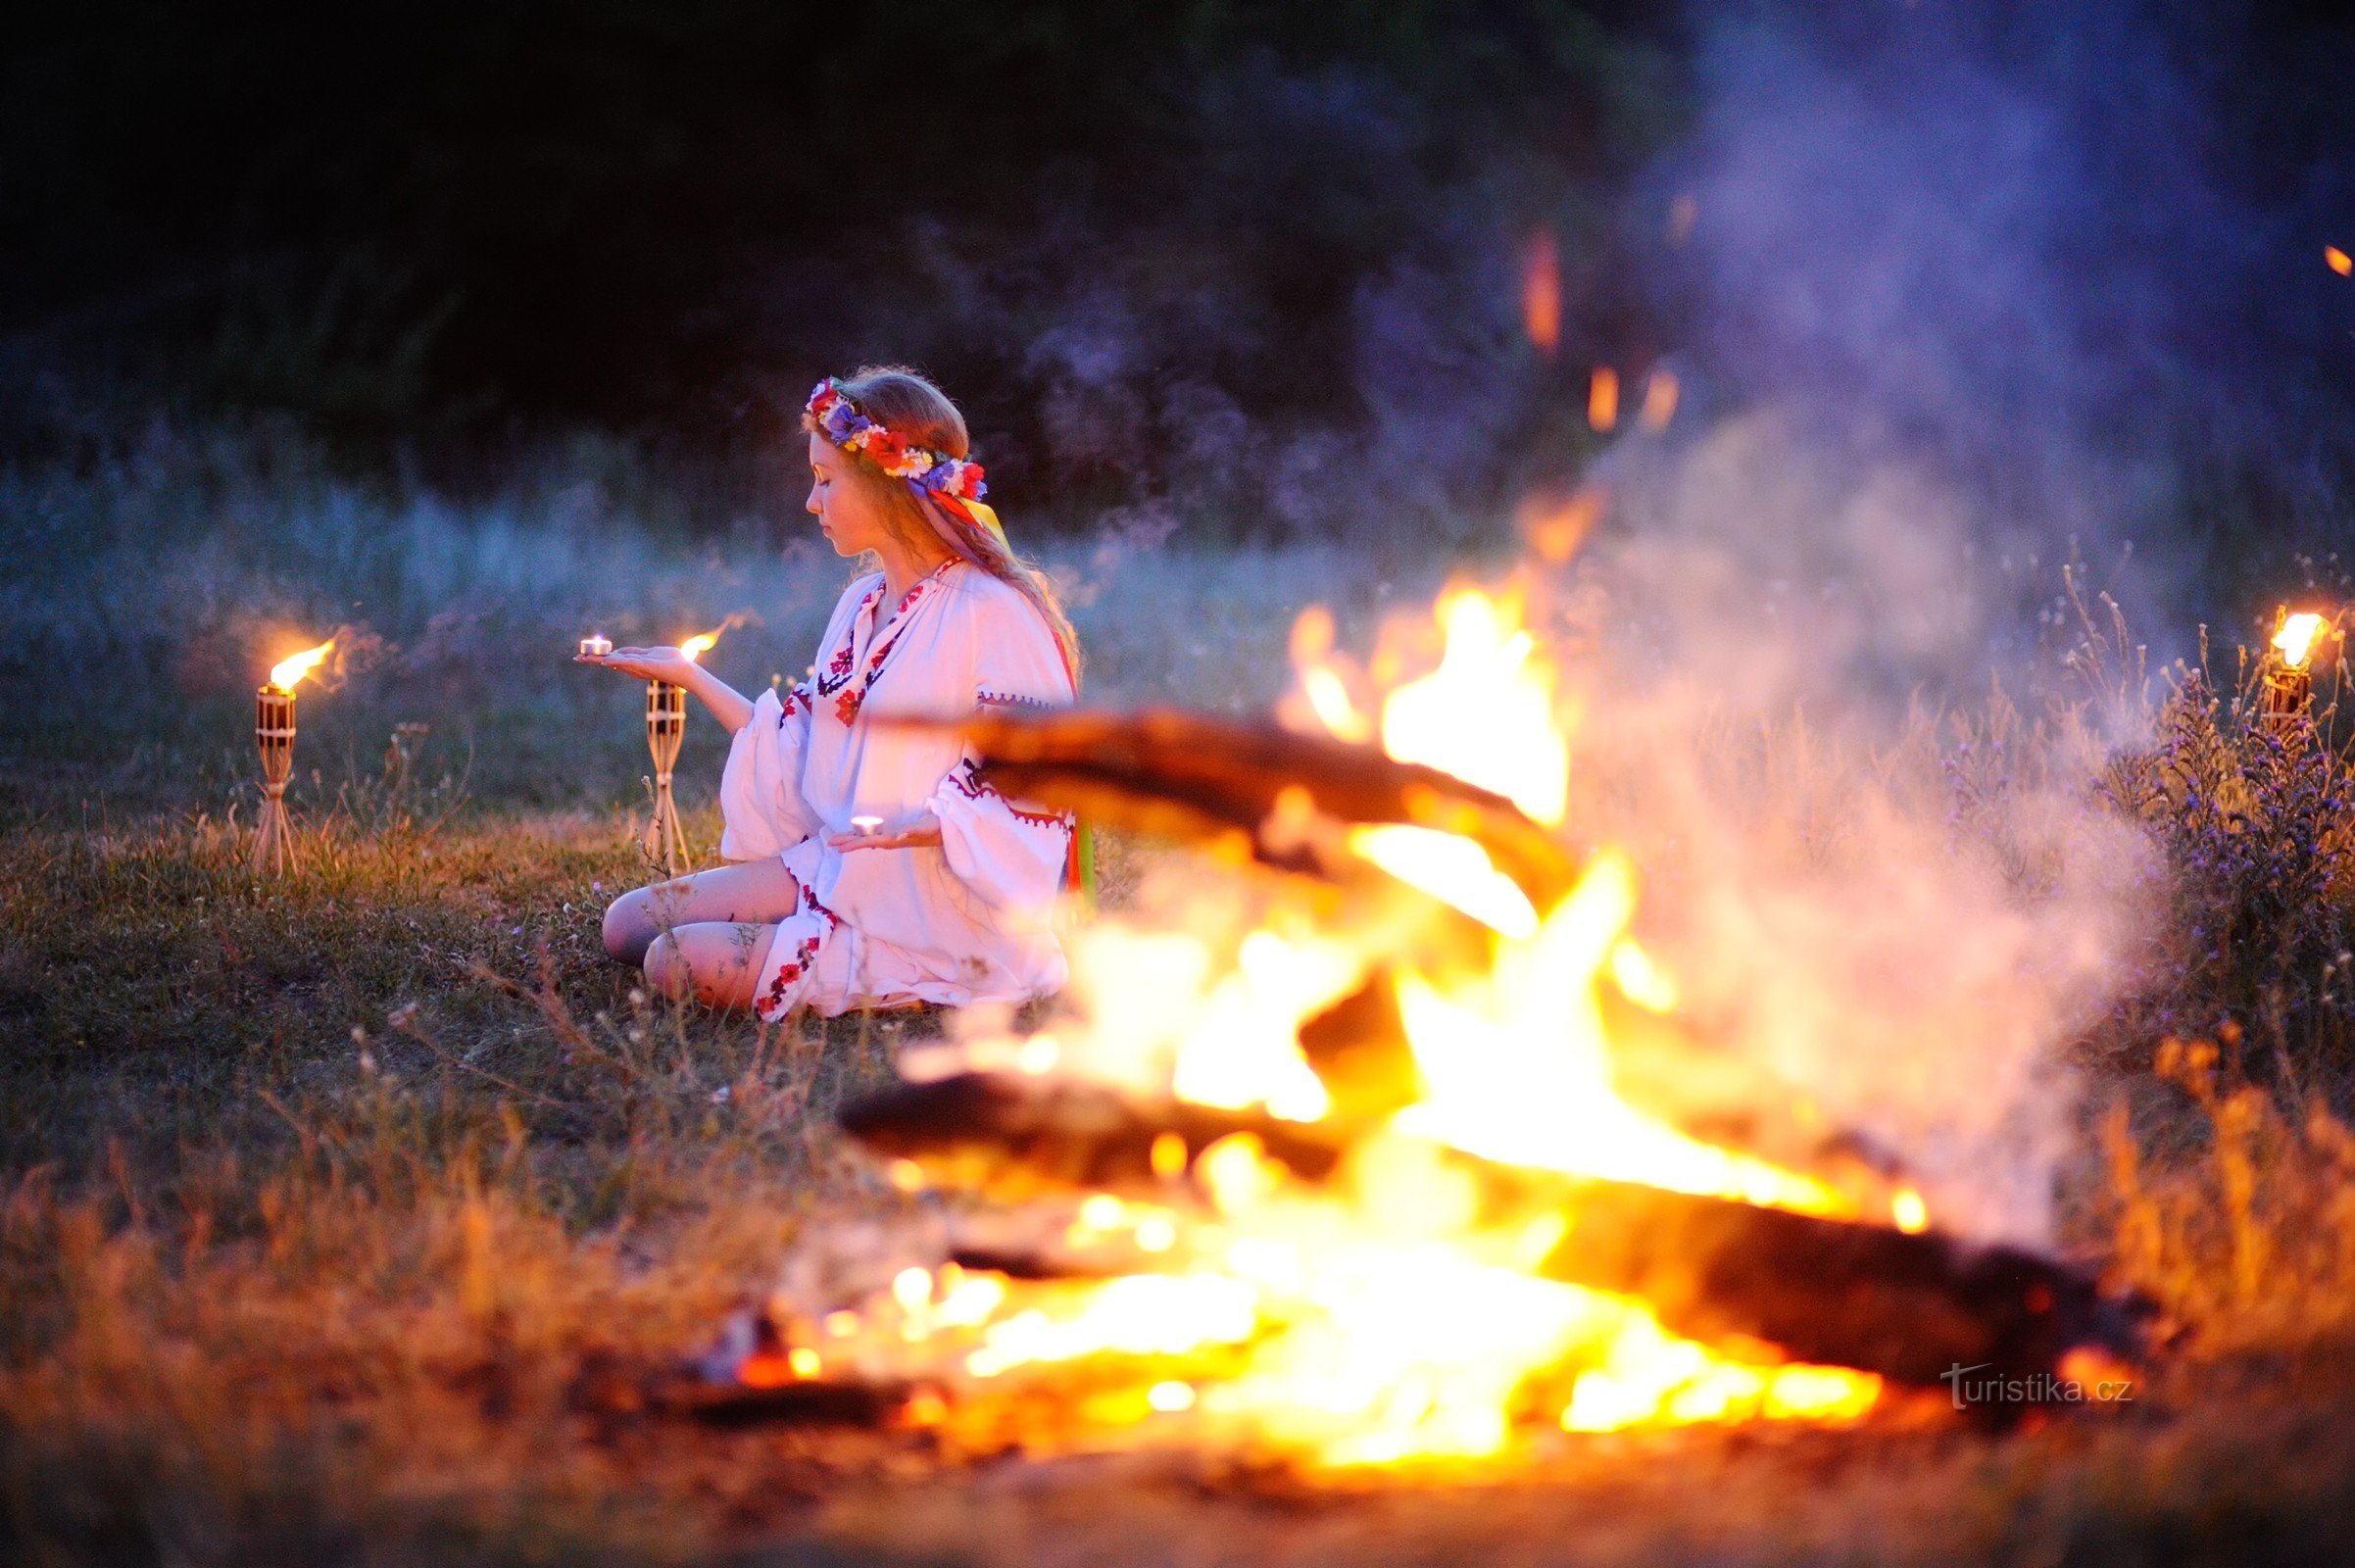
(580, 646, 698, 683)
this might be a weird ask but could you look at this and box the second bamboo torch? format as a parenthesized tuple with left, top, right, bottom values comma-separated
(252, 639, 334, 877)
(642, 628, 724, 876)
(2264, 611, 2327, 727)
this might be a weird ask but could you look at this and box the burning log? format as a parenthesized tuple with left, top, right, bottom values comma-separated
(937, 708, 1581, 908)
(1516, 1171, 2145, 1393)
(836, 1072, 2145, 1396)
(838, 1071, 1348, 1195)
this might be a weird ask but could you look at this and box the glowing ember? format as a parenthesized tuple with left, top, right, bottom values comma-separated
(1588, 367, 1619, 432)
(2274, 612, 2326, 670)
(267, 639, 334, 692)
(2328, 245, 2353, 277)
(1523, 231, 1561, 356)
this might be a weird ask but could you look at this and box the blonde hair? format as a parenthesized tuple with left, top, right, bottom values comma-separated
(808, 365, 1080, 687)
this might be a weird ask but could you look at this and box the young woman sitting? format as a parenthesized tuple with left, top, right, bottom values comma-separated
(587, 368, 1080, 1019)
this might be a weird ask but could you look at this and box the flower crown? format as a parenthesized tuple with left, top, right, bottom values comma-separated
(805, 379, 987, 503)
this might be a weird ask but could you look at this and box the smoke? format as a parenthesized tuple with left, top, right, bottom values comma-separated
(1521, 0, 2332, 1243)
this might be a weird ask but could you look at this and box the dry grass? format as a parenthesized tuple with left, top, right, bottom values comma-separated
(0, 790, 2352, 1567)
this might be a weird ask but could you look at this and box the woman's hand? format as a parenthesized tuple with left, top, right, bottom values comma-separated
(577, 647, 755, 733)
(826, 820, 944, 852)
(578, 646, 700, 683)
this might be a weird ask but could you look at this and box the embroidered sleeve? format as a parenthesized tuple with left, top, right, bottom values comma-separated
(718, 684, 818, 860)
(927, 583, 1078, 912)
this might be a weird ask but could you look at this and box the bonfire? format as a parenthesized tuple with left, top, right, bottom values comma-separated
(674, 585, 2145, 1467)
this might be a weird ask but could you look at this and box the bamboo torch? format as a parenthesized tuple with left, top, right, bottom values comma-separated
(641, 628, 723, 876)
(252, 639, 334, 877)
(2263, 611, 2326, 728)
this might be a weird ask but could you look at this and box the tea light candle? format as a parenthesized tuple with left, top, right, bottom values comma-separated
(852, 814, 885, 837)
(579, 633, 613, 659)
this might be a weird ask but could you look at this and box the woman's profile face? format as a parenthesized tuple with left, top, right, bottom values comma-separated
(807, 434, 892, 559)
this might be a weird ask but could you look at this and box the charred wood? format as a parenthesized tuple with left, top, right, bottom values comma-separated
(933, 707, 1580, 906)
(838, 1071, 1349, 1193)
(1514, 1166, 2148, 1393)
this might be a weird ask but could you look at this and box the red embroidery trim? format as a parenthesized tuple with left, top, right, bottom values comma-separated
(761, 933, 823, 1014)
(816, 566, 953, 722)
(945, 758, 1072, 833)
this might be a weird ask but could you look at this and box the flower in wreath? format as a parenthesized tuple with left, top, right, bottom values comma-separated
(916, 458, 986, 500)
(820, 400, 867, 445)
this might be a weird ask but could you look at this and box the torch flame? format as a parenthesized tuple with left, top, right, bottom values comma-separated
(267, 640, 335, 692)
(2274, 612, 2326, 670)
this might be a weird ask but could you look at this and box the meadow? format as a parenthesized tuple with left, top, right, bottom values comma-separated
(5, 434, 2355, 1565)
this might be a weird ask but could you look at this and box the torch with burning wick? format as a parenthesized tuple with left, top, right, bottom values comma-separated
(251, 639, 335, 877)
(639, 628, 724, 876)
(2264, 610, 2330, 727)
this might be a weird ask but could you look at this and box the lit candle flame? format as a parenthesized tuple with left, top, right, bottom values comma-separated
(267, 639, 335, 692)
(2274, 612, 2326, 671)
(2328, 246, 2353, 277)
(679, 629, 722, 664)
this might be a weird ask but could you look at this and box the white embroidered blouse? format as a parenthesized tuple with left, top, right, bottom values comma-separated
(717, 561, 1075, 1019)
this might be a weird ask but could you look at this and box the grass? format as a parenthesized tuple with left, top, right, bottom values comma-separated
(6, 441, 2355, 1563)
(2, 711, 2354, 1567)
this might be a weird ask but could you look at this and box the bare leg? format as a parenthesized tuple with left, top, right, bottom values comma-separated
(602, 859, 803, 964)
(644, 921, 777, 1010)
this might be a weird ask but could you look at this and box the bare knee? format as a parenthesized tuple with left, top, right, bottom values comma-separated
(642, 931, 690, 999)
(603, 889, 658, 963)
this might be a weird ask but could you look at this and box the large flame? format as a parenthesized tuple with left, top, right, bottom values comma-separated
(784, 586, 1891, 1466)
(1381, 589, 1568, 825)
(267, 639, 334, 692)
(2274, 612, 2326, 670)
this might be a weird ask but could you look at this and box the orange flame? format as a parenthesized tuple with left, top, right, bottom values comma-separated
(2328, 245, 2352, 277)
(1588, 367, 1619, 433)
(2274, 612, 2326, 670)
(679, 629, 723, 664)
(267, 640, 334, 692)
(1523, 231, 1561, 356)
